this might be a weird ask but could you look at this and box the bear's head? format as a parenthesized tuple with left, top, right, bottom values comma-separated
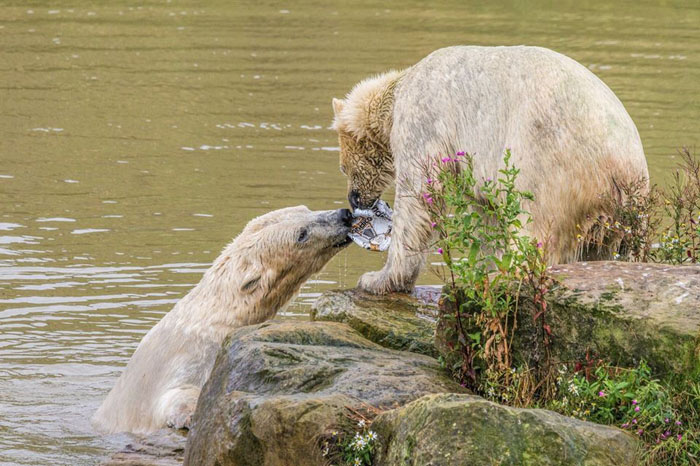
(226, 206, 353, 310)
(331, 71, 401, 210)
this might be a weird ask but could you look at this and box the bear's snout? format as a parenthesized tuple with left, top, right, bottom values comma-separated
(348, 190, 361, 210)
(349, 191, 376, 210)
(337, 208, 353, 227)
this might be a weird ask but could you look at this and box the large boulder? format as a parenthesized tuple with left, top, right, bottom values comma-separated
(183, 320, 463, 466)
(372, 393, 640, 466)
(437, 261, 700, 376)
(311, 286, 441, 357)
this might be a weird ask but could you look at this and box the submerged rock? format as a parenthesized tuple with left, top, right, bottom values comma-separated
(311, 286, 441, 357)
(372, 393, 640, 466)
(101, 429, 186, 466)
(183, 320, 462, 466)
(437, 261, 700, 376)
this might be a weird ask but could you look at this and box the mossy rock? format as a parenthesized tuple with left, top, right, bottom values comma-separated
(373, 393, 640, 465)
(436, 261, 700, 377)
(184, 321, 463, 466)
(311, 286, 441, 357)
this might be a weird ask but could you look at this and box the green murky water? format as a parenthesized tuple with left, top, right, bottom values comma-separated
(1, 0, 698, 464)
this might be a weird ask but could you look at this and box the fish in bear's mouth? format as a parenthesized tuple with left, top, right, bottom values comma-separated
(347, 200, 393, 252)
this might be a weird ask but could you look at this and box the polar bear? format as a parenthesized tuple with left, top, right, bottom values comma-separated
(331, 45, 649, 294)
(93, 206, 353, 434)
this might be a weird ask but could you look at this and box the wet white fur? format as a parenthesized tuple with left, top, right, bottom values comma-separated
(93, 206, 349, 433)
(333, 46, 649, 294)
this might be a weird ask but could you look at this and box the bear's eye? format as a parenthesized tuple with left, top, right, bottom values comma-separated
(297, 228, 309, 243)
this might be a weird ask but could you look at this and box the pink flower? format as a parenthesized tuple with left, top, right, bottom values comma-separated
(665, 418, 670, 423)
(456, 151, 465, 156)
(676, 420, 682, 426)
(634, 406, 640, 412)
(632, 419, 637, 424)
(677, 434, 683, 441)
(621, 423, 629, 428)
(536, 241, 543, 249)
(441, 157, 451, 163)
(431, 222, 437, 228)
(598, 391, 606, 397)
(632, 399, 638, 405)
(637, 429, 643, 435)
(437, 247, 444, 254)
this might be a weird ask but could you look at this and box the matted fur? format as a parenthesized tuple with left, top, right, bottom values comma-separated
(92, 206, 350, 434)
(332, 45, 649, 294)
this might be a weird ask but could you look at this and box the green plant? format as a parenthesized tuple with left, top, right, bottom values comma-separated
(319, 407, 380, 466)
(423, 148, 700, 464)
(586, 147, 700, 264)
(547, 361, 699, 465)
(422, 150, 554, 401)
(656, 148, 700, 264)
(583, 177, 661, 262)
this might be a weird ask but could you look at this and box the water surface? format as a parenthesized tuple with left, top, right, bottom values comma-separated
(1, 0, 699, 463)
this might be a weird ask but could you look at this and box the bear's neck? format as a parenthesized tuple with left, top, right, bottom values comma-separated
(366, 71, 404, 148)
(170, 254, 301, 333)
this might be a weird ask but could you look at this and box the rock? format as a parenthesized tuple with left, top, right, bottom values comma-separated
(437, 261, 700, 376)
(311, 285, 441, 357)
(183, 320, 463, 466)
(549, 261, 700, 374)
(101, 429, 186, 466)
(372, 393, 640, 466)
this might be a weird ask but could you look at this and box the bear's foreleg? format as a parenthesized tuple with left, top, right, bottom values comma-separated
(358, 192, 433, 294)
(155, 385, 201, 430)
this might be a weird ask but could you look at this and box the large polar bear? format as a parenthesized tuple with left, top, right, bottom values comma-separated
(93, 206, 353, 434)
(332, 45, 649, 294)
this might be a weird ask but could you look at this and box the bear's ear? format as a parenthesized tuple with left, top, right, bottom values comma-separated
(332, 98, 345, 116)
(238, 259, 266, 294)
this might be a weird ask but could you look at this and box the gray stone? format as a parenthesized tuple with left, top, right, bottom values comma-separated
(437, 261, 700, 376)
(311, 285, 441, 357)
(183, 320, 463, 466)
(373, 393, 640, 466)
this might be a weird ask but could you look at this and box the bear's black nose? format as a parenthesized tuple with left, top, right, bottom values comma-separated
(337, 208, 353, 227)
(348, 190, 360, 210)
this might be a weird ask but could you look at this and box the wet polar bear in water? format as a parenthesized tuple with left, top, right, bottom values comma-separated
(332, 45, 649, 294)
(93, 206, 353, 434)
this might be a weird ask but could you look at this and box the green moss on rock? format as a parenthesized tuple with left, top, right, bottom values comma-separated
(184, 321, 463, 466)
(311, 286, 441, 357)
(436, 262, 700, 377)
(373, 393, 640, 465)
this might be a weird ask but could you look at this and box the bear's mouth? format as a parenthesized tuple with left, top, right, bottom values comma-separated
(332, 236, 353, 248)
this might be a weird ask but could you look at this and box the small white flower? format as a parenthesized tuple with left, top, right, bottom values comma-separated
(568, 382, 579, 396)
(366, 430, 378, 442)
(357, 419, 366, 428)
(354, 458, 362, 466)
